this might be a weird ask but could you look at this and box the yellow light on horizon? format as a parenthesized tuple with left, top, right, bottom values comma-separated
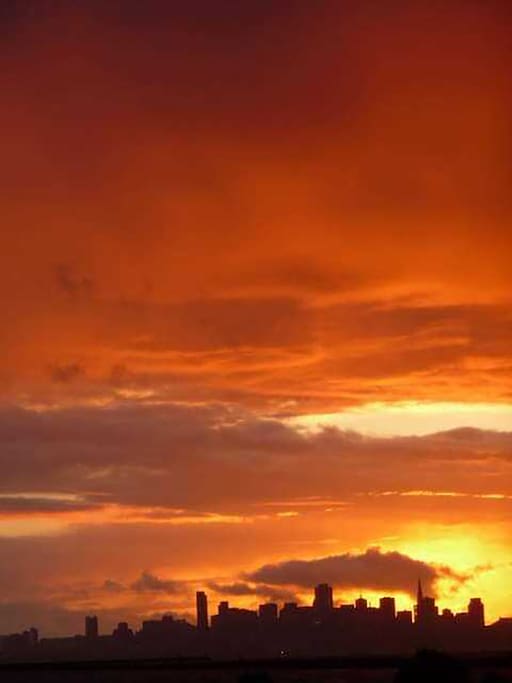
(286, 401, 512, 437)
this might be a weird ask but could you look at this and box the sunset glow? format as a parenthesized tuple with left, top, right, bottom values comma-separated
(288, 401, 512, 436)
(0, 0, 510, 641)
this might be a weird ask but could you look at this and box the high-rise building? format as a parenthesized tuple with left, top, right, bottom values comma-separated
(379, 597, 396, 620)
(218, 601, 229, 615)
(85, 615, 98, 639)
(313, 583, 333, 612)
(196, 591, 209, 631)
(355, 596, 368, 611)
(468, 598, 485, 628)
(415, 579, 439, 623)
(112, 622, 133, 640)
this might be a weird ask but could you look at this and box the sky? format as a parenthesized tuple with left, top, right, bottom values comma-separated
(0, 0, 511, 636)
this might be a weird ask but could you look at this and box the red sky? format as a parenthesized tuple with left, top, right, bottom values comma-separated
(0, 0, 511, 636)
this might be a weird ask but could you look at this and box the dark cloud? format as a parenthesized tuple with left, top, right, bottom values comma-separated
(53, 264, 93, 298)
(0, 403, 510, 512)
(50, 362, 84, 383)
(130, 571, 181, 595)
(101, 297, 311, 353)
(207, 582, 297, 604)
(102, 579, 126, 593)
(245, 548, 467, 597)
(0, 494, 99, 514)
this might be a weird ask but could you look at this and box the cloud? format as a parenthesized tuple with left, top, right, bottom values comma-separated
(0, 1, 510, 411)
(207, 582, 298, 604)
(130, 571, 181, 595)
(50, 363, 85, 384)
(245, 548, 467, 596)
(53, 264, 93, 298)
(0, 403, 510, 514)
(102, 579, 126, 594)
(0, 493, 100, 515)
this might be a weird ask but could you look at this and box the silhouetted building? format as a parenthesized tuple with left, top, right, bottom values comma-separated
(26, 627, 38, 646)
(415, 579, 438, 624)
(313, 583, 333, 613)
(0, 627, 38, 657)
(355, 596, 368, 611)
(258, 603, 278, 626)
(468, 597, 485, 628)
(379, 597, 396, 620)
(112, 622, 133, 640)
(85, 615, 98, 639)
(212, 605, 258, 630)
(196, 590, 209, 631)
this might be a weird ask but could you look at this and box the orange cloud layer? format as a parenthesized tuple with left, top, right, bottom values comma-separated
(0, 0, 510, 411)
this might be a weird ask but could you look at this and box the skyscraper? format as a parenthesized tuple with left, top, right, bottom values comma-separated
(379, 597, 396, 620)
(313, 583, 333, 612)
(85, 615, 98, 639)
(415, 579, 438, 625)
(468, 598, 485, 628)
(415, 579, 427, 622)
(196, 591, 209, 631)
(355, 596, 368, 611)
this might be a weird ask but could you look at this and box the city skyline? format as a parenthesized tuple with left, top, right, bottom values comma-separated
(3, 579, 512, 661)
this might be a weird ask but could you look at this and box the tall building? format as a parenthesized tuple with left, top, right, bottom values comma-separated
(313, 583, 333, 612)
(414, 580, 438, 623)
(112, 622, 133, 640)
(379, 597, 396, 620)
(196, 591, 209, 631)
(468, 598, 485, 628)
(415, 580, 438, 624)
(355, 596, 368, 611)
(85, 615, 98, 639)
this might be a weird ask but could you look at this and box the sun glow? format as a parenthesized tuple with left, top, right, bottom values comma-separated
(287, 401, 512, 436)
(385, 525, 512, 623)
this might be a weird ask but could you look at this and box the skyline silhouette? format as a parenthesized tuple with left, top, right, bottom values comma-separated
(2, 579, 512, 662)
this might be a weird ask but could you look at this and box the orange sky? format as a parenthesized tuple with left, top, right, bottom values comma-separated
(0, 0, 511, 636)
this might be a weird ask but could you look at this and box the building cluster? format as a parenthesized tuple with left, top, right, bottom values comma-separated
(1, 581, 511, 660)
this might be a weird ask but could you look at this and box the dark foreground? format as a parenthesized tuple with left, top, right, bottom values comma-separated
(0, 653, 511, 683)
